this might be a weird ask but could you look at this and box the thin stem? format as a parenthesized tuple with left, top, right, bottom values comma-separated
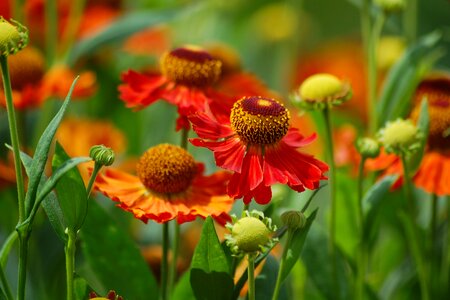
(271, 232, 293, 300)
(400, 154, 429, 300)
(356, 157, 367, 300)
(0, 263, 14, 300)
(428, 193, 438, 298)
(65, 229, 77, 300)
(160, 223, 169, 300)
(86, 163, 102, 198)
(168, 221, 180, 296)
(45, 0, 58, 66)
(404, 0, 418, 45)
(247, 253, 256, 300)
(441, 196, 449, 296)
(0, 231, 18, 267)
(0, 56, 26, 223)
(60, 0, 87, 61)
(322, 107, 338, 296)
(180, 127, 189, 150)
(16, 230, 30, 300)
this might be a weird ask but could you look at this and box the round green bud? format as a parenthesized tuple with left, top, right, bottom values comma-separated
(89, 145, 115, 166)
(232, 217, 271, 253)
(378, 119, 422, 154)
(281, 210, 306, 231)
(356, 137, 381, 158)
(0, 18, 28, 57)
(299, 73, 343, 101)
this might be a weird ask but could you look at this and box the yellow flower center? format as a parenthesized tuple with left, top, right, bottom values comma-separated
(160, 47, 222, 87)
(232, 217, 271, 253)
(230, 96, 290, 145)
(380, 119, 418, 149)
(137, 144, 197, 195)
(1, 47, 45, 90)
(299, 73, 343, 100)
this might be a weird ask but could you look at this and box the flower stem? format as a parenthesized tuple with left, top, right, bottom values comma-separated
(400, 154, 429, 300)
(247, 253, 256, 300)
(356, 157, 367, 300)
(65, 229, 77, 300)
(271, 232, 293, 300)
(86, 163, 102, 198)
(160, 223, 169, 300)
(0, 56, 26, 223)
(0, 262, 13, 300)
(441, 196, 450, 296)
(60, 0, 87, 61)
(16, 229, 30, 300)
(322, 107, 339, 296)
(45, 0, 58, 66)
(403, 0, 417, 45)
(167, 221, 180, 296)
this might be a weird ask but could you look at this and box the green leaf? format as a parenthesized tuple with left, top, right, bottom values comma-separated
(0, 286, 6, 300)
(80, 201, 158, 300)
(52, 142, 89, 230)
(190, 217, 234, 300)
(376, 31, 442, 128)
(172, 272, 196, 300)
(255, 255, 288, 300)
(68, 10, 177, 64)
(24, 77, 79, 216)
(74, 276, 91, 300)
(408, 98, 429, 173)
(279, 209, 318, 283)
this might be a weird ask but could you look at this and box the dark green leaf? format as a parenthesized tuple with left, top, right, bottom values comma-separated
(376, 31, 442, 128)
(52, 143, 89, 230)
(190, 217, 233, 300)
(0, 286, 6, 300)
(80, 201, 158, 300)
(24, 78, 79, 216)
(74, 276, 91, 300)
(255, 255, 288, 300)
(172, 272, 196, 300)
(279, 209, 318, 283)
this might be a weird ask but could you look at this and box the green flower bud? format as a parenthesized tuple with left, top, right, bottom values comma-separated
(377, 119, 423, 155)
(281, 210, 306, 231)
(0, 18, 28, 57)
(356, 137, 381, 158)
(89, 145, 115, 166)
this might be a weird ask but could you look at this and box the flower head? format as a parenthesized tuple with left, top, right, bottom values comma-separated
(190, 96, 328, 205)
(377, 118, 423, 155)
(357, 137, 381, 159)
(225, 210, 277, 256)
(0, 17, 28, 57)
(94, 144, 234, 224)
(293, 73, 352, 110)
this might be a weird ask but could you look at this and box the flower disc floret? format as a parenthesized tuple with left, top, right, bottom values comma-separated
(137, 144, 197, 194)
(378, 119, 422, 154)
(160, 47, 222, 87)
(230, 96, 290, 145)
(0, 18, 28, 57)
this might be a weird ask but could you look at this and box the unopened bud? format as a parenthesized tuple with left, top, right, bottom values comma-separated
(281, 210, 306, 231)
(356, 137, 381, 158)
(0, 18, 28, 57)
(89, 145, 115, 166)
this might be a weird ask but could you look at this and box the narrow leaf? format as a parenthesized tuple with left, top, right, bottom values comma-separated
(255, 255, 288, 300)
(279, 209, 318, 283)
(52, 142, 89, 230)
(24, 77, 79, 216)
(190, 217, 233, 300)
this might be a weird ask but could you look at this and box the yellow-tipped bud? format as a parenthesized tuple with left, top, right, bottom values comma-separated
(0, 18, 28, 57)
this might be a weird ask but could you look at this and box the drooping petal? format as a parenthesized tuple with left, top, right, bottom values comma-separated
(118, 70, 167, 108)
(189, 112, 234, 140)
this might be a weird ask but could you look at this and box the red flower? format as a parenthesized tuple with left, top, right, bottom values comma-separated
(119, 46, 233, 130)
(189, 96, 328, 205)
(95, 144, 234, 224)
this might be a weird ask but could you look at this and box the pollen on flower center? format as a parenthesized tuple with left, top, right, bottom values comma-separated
(137, 144, 197, 195)
(160, 47, 222, 87)
(230, 96, 290, 145)
(1, 47, 45, 90)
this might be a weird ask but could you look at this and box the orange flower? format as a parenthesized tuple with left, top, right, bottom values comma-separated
(94, 144, 234, 224)
(367, 73, 450, 196)
(55, 117, 126, 181)
(77, 3, 121, 38)
(122, 25, 172, 57)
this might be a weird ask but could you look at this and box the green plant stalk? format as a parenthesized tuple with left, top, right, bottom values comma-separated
(441, 196, 449, 296)
(322, 107, 338, 295)
(65, 229, 76, 300)
(0, 231, 18, 268)
(404, 0, 417, 45)
(45, 0, 58, 66)
(86, 163, 102, 198)
(367, 12, 385, 133)
(271, 231, 293, 300)
(160, 223, 169, 300)
(16, 229, 30, 300)
(0, 262, 13, 300)
(429, 193, 438, 297)
(400, 154, 429, 300)
(247, 253, 256, 300)
(167, 222, 180, 296)
(60, 0, 87, 61)
(0, 56, 26, 223)
(356, 157, 367, 300)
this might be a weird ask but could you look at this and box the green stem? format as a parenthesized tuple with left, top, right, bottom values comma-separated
(0, 262, 14, 300)
(160, 223, 169, 300)
(247, 253, 256, 300)
(428, 193, 438, 297)
(322, 107, 338, 296)
(86, 163, 102, 198)
(244, 204, 250, 212)
(356, 157, 367, 300)
(271, 232, 293, 300)
(65, 229, 76, 300)
(16, 230, 30, 300)
(180, 127, 189, 150)
(45, 0, 58, 66)
(441, 196, 450, 296)
(60, 0, 87, 62)
(167, 221, 180, 296)
(367, 12, 385, 133)
(0, 231, 18, 267)
(404, 0, 417, 45)
(400, 154, 429, 300)
(12, 0, 25, 23)
(0, 56, 26, 223)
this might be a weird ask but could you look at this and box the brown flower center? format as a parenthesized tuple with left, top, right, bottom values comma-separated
(230, 96, 290, 145)
(412, 75, 450, 150)
(1, 47, 45, 90)
(160, 47, 221, 87)
(137, 144, 197, 194)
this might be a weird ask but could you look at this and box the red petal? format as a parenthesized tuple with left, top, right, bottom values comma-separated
(283, 129, 317, 148)
(189, 112, 234, 140)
